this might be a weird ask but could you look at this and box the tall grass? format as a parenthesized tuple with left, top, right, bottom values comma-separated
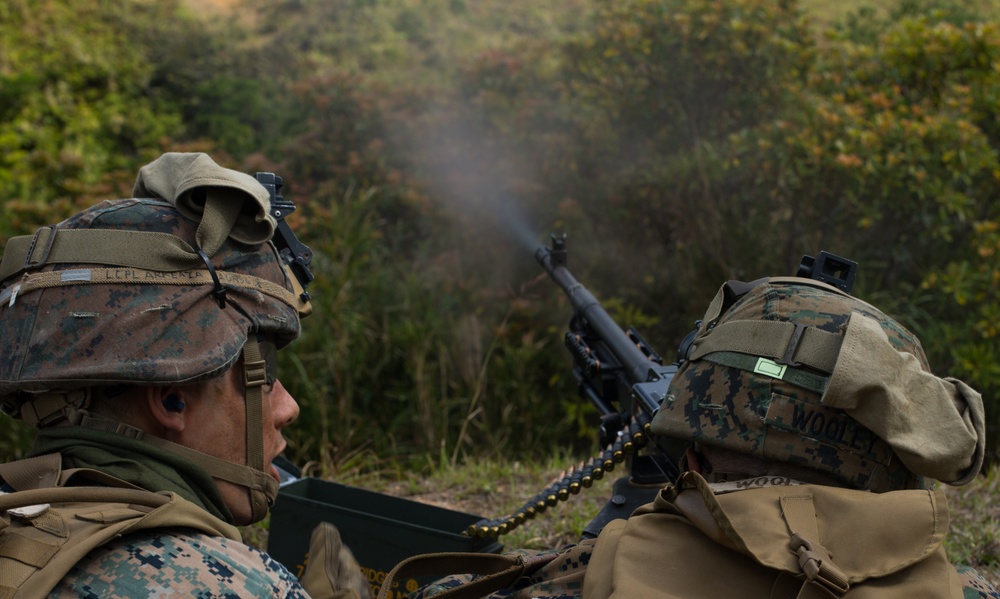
(276, 183, 596, 472)
(945, 464, 1000, 586)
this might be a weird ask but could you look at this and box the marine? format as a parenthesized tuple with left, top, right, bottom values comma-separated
(0, 153, 369, 599)
(405, 272, 999, 598)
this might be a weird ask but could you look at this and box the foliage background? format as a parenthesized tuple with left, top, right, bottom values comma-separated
(1, 0, 998, 575)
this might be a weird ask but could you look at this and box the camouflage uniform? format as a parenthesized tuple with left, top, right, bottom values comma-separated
(956, 567, 1000, 599)
(0, 153, 368, 599)
(51, 530, 310, 599)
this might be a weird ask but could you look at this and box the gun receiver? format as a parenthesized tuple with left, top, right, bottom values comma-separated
(535, 235, 677, 423)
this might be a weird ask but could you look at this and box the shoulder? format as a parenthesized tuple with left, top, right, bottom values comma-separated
(956, 565, 1000, 599)
(49, 528, 310, 599)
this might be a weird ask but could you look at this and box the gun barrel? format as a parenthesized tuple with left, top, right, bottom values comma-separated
(535, 244, 655, 385)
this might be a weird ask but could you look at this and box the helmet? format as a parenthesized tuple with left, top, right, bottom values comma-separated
(653, 277, 985, 493)
(0, 152, 310, 522)
(0, 199, 301, 397)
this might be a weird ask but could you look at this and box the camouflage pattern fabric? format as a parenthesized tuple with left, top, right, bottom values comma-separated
(0, 198, 300, 403)
(655, 282, 927, 492)
(956, 566, 1000, 599)
(49, 529, 309, 598)
(409, 543, 594, 599)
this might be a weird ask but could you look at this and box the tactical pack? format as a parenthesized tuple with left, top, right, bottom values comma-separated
(383, 472, 968, 599)
(582, 472, 965, 599)
(0, 453, 240, 599)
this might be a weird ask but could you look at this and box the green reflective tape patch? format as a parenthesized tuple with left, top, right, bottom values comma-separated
(754, 357, 787, 380)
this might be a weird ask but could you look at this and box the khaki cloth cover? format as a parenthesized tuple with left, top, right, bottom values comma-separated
(132, 151, 276, 251)
(583, 472, 963, 599)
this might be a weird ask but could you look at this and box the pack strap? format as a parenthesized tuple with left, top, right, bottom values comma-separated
(0, 533, 61, 568)
(376, 552, 555, 599)
(0, 486, 170, 512)
(0, 454, 62, 491)
(0, 453, 242, 599)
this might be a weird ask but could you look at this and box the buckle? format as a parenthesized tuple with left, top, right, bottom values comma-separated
(23, 226, 57, 271)
(776, 322, 808, 367)
(790, 533, 849, 596)
(244, 358, 268, 388)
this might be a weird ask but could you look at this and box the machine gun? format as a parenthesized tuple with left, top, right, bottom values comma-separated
(467, 235, 686, 539)
(467, 236, 860, 539)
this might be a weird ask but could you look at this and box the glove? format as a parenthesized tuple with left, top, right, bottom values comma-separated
(299, 521, 373, 599)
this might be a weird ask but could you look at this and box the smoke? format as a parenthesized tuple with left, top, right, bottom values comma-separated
(397, 104, 547, 265)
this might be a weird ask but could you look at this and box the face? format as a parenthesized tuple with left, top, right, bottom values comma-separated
(175, 361, 300, 525)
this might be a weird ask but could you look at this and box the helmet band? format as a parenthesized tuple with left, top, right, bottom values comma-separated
(689, 319, 843, 374)
(698, 351, 829, 394)
(2, 266, 299, 314)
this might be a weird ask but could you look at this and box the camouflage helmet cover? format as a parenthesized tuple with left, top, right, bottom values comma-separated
(653, 279, 930, 493)
(0, 197, 301, 415)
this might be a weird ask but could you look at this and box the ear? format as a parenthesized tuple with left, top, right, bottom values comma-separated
(145, 386, 187, 433)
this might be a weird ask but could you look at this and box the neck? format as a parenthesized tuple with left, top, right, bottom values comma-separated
(29, 425, 235, 523)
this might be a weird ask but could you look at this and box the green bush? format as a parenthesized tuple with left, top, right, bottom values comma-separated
(735, 13, 1000, 451)
(0, 0, 180, 243)
(2, 0, 998, 466)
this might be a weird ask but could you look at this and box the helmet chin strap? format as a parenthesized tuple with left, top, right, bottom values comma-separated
(153, 336, 277, 522)
(66, 337, 278, 524)
(239, 335, 278, 522)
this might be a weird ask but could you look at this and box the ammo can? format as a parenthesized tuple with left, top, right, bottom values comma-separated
(267, 478, 504, 598)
